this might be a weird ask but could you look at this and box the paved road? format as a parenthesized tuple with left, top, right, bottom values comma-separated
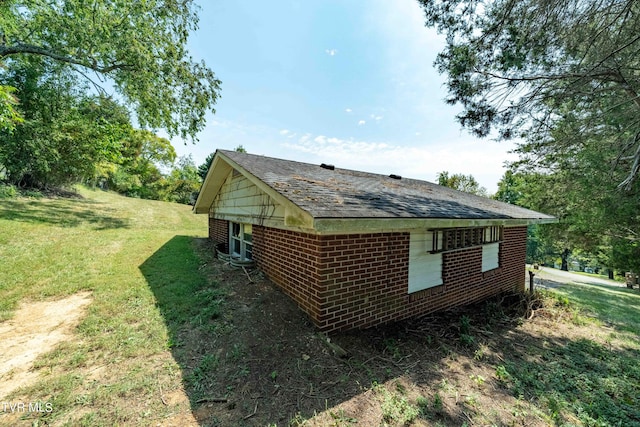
(527, 266, 627, 289)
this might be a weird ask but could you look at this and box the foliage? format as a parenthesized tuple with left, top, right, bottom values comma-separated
(0, 84, 23, 131)
(197, 152, 215, 181)
(103, 129, 177, 199)
(0, 183, 17, 199)
(0, 59, 132, 188)
(421, 0, 640, 272)
(495, 168, 640, 272)
(0, 0, 220, 140)
(158, 155, 201, 205)
(418, 0, 640, 188)
(436, 171, 487, 196)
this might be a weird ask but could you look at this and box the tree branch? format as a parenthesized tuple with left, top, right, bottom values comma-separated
(0, 43, 133, 73)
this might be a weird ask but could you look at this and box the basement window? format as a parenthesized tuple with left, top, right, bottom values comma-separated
(430, 226, 503, 253)
(230, 222, 253, 261)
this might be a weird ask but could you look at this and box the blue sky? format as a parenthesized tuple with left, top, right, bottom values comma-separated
(170, 0, 516, 192)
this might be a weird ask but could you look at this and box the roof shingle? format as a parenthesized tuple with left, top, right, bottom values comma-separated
(219, 150, 554, 221)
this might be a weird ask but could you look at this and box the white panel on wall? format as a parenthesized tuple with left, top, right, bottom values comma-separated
(409, 231, 443, 293)
(482, 242, 500, 272)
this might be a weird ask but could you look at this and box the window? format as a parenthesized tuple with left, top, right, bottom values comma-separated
(409, 231, 443, 293)
(229, 222, 253, 260)
(430, 226, 503, 253)
(482, 242, 500, 272)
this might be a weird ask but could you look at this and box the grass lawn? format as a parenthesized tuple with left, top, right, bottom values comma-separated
(0, 187, 213, 425)
(1, 187, 639, 426)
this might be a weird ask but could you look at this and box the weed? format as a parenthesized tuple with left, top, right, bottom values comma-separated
(328, 409, 358, 424)
(460, 333, 475, 347)
(465, 393, 479, 408)
(470, 374, 485, 387)
(473, 343, 489, 361)
(0, 183, 17, 198)
(374, 382, 419, 425)
(383, 338, 402, 359)
(460, 315, 471, 334)
(187, 354, 219, 393)
(432, 392, 443, 412)
(228, 343, 244, 360)
(270, 370, 278, 381)
(495, 365, 511, 382)
(459, 315, 475, 346)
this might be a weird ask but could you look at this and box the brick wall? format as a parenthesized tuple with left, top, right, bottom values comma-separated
(240, 225, 527, 333)
(317, 233, 410, 331)
(209, 218, 229, 249)
(252, 226, 325, 321)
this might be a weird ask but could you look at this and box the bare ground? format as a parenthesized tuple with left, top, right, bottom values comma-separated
(174, 239, 602, 426)
(0, 292, 93, 400)
(0, 239, 622, 426)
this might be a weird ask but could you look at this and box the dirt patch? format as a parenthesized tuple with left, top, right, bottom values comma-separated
(167, 240, 587, 426)
(0, 292, 93, 399)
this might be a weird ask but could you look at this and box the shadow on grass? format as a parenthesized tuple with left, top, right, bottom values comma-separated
(0, 197, 129, 230)
(496, 331, 640, 426)
(534, 275, 640, 337)
(141, 237, 640, 426)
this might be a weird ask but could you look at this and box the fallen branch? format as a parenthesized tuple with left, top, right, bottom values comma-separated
(196, 397, 228, 403)
(242, 266, 253, 283)
(243, 401, 258, 420)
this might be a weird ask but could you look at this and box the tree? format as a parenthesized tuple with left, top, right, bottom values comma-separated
(159, 155, 201, 204)
(418, 0, 640, 189)
(436, 171, 487, 196)
(198, 146, 247, 181)
(197, 152, 215, 181)
(0, 59, 131, 188)
(0, 85, 22, 131)
(0, 0, 220, 140)
(420, 0, 640, 272)
(104, 130, 177, 198)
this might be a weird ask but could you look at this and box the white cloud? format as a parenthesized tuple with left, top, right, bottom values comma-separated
(281, 131, 517, 192)
(370, 114, 383, 121)
(325, 49, 338, 56)
(345, 108, 352, 113)
(358, 120, 366, 126)
(279, 129, 290, 135)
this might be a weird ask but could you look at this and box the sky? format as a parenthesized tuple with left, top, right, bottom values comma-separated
(169, 0, 517, 193)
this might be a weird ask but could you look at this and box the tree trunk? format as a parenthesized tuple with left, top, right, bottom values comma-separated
(561, 248, 570, 271)
(608, 269, 614, 280)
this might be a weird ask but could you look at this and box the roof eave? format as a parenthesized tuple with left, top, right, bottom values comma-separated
(312, 216, 557, 235)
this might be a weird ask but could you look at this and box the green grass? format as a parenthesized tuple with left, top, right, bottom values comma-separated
(553, 282, 640, 338)
(503, 285, 640, 426)
(0, 186, 213, 425)
(3, 187, 640, 426)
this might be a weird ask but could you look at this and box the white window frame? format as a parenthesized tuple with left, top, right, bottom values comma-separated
(229, 222, 253, 261)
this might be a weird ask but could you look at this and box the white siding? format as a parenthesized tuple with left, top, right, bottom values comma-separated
(213, 172, 285, 221)
(409, 231, 443, 293)
(482, 242, 500, 272)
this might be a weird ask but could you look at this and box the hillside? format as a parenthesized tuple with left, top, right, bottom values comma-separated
(1, 188, 639, 426)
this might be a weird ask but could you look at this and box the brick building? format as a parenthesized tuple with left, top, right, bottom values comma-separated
(194, 150, 555, 333)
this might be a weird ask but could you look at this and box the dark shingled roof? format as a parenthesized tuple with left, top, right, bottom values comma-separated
(220, 149, 555, 221)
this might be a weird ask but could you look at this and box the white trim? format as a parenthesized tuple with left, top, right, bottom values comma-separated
(229, 222, 253, 261)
